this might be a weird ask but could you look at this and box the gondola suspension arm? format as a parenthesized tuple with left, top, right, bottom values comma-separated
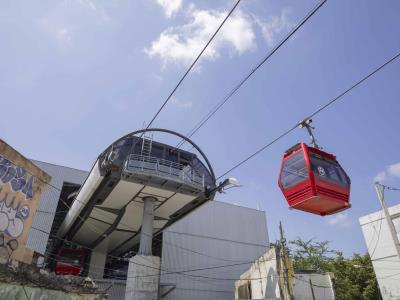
(299, 118, 319, 149)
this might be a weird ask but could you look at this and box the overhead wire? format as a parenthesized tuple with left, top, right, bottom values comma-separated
(175, 0, 328, 149)
(366, 183, 400, 258)
(3, 61, 400, 283)
(0, 154, 264, 278)
(3, 8, 400, 290)
(379, 184, 400, 192)
(367, 184, 386, 258)
(46, 0, 326, 269)
(4, 145, 400, 283)
(0, 154, 267, 266)
(34, 241, 261, 280)
(146, 0, 242, 129)
(368, 211, 384, 258)
(2, 172, 397, 289)
(0, 156, 242, 277)
(31, 223, 265, 284)
(125, 0, 243, 170)
(2, 153, 253, 267)
(217, 51, 400, 180)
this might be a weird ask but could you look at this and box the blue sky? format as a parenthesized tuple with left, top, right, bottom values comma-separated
(1, 0, 400, 256)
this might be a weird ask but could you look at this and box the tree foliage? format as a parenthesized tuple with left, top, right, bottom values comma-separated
(290, 238, 380, 300)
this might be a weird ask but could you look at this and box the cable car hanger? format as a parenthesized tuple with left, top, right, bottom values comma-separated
(299, 118, 319, 150)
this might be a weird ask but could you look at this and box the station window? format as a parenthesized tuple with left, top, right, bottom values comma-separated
(151, 145, 164, 159)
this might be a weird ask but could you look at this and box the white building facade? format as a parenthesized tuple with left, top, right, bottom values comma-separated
(359, 203, 400, 299)
(235, 248, 335, 300)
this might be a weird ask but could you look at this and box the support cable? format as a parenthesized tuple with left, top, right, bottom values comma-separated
(146, 0, 242, 129)
(175, 0, 328, 149)
(217, 51, 400, 180)
(126, 0, 242, 161)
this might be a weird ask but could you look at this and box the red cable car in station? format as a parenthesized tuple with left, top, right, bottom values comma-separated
(278, 119, 351, 216)
(54, 246, 85, 276)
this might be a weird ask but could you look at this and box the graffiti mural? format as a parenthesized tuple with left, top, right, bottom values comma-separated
(0, 140, 50, 263)
(0, 154, 35, 241)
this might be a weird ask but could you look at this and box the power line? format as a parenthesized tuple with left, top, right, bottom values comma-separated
(3, 148, 400, 282)
(0, 152, 261, 275)
(368, 211, 384, 258)
(19, 167, 400, 282)
(125, 0, 243, 164)
(146, 0, 242, 129)
(1, 153, 262, 268)
(13, 202, 400, 286)
(37, 241, 259, 280)
(175, 0, 328, 149)
(4, 49, 400, 281)
(34, 219, 269, 276)
(32, 224, 260, 282)
(379, 184, 400, 192)
(217, 51, 400, 180)
(0, 156, 215, 275)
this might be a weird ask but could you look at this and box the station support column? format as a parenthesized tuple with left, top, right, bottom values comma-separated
(125, 196, 160, 300)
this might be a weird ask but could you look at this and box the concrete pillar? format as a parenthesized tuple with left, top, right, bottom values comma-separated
(139, 196, 155, 255)
(88, 238, 109, 279)
(88, 250, 107, 279)
(125, 255, 160, 300)
(125, 196, 160, 300)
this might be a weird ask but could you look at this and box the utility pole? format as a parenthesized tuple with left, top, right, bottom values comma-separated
(277, 222, 294, 300)
(375, 183, 400, 258)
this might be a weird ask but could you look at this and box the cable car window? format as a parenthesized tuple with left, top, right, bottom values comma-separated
(280, 152, 308, 189)
(166, 148, 179, 163)
(58, 250, 82, 266)
(309, 153, 349, 186)
(179, 152, 194, 166)
(151, 145, 164, 159)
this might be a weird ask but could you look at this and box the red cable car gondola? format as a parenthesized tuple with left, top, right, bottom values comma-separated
(278, 119, 351, 216)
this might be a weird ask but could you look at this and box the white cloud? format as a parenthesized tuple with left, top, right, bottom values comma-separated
(37, 0, 110, 48)
(78, 0, 110, 22)
(38, 17, 74, 48)
(154, 0, 182, 18)
(253, 8, 294, 45)
(145, 7, 256, 66)
(170, 96, 193, 108)
(374, 162, 400, 183)
(56, 28, 73, 45)
(326, 213, 352, 228)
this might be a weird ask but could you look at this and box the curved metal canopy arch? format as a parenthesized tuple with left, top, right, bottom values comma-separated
(107, 128, 216, 186)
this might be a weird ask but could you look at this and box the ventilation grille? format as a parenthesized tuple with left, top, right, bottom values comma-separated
(316, 186, 348, 201)
(287, 185, 312, 204)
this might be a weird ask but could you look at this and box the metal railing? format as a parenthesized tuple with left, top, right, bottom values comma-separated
(124, 154, 205, 188)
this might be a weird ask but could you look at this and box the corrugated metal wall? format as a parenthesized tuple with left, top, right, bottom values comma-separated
(27, 160, 87, 254)
(95, 279, 126, 299)
(160, 201, 269, 300)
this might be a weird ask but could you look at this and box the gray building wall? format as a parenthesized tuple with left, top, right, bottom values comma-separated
(160, 201, 269, 300)
(27, 160, 87, 255)
(95, 279, 126, 299)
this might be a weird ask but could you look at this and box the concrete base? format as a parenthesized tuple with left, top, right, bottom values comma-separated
(125, 255, 160, 300)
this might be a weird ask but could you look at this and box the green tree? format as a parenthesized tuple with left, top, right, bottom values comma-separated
(290, 238, 380, 300)
(290, 238, 337, 272)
